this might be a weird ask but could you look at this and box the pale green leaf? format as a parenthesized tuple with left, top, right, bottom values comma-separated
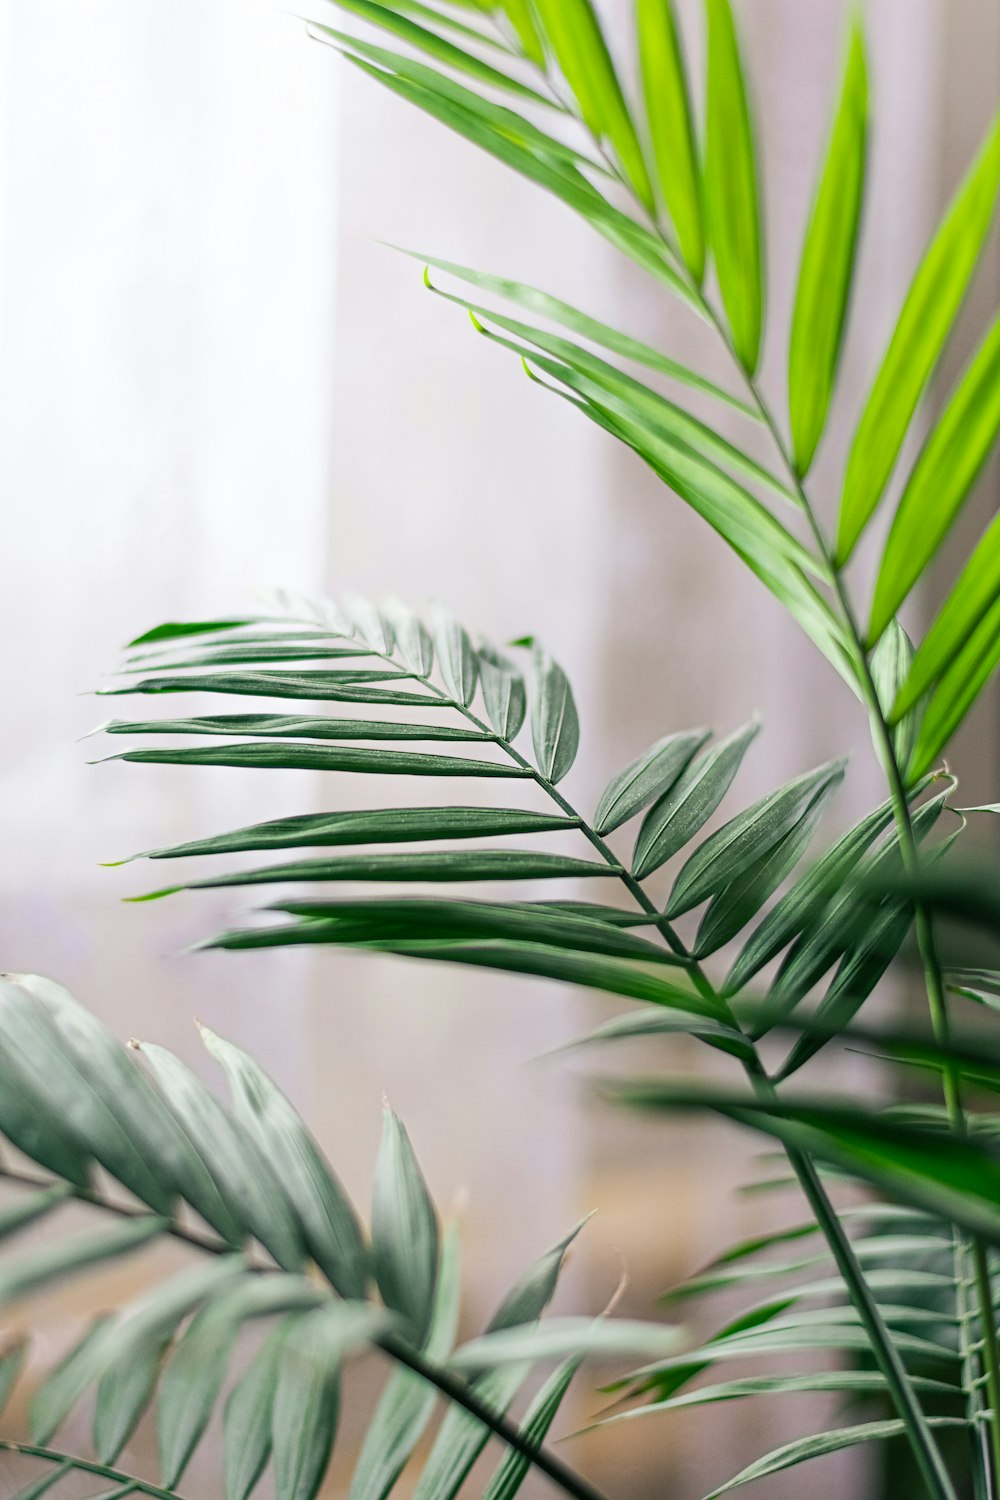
(633, 719, 759, 879)
(373, 1106, 439, 1345)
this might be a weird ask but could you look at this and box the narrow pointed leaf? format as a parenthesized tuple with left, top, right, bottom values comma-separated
(693, 782, 831, 957)
(788, 21, 868, 475)
(111, 742, 524, 777)
(704, 0, 764, 372)
(725, 792, 907, 992)
(703, 1418, 962, 1498)
(594, 728, 711, 833)
(224, 1320, 298, 1500)
(452, 1318, 679, 1367)
(531, 0, 654, 210)
(668, 760, 845, 919)
(32, 1318, 116, 1443)
(383, 599, 434, 677)
(633, 719, 760, 879)
(137, 807, 577, 863)
(373, 1107, 439, 1345)
(103, 714, 488, 743)
(103, 669, 439, 707)
(161, 849, 611, 897)
(136, 1043, 305, 1272)
(893, 511, 1000, 720)
(481, 1356, 581, 1500)
(530, 646, 579, 784)
(432, 609, 479, 705)
(200, 1025, 370, 1300)
(487, 1219, 587, 1334)
(0, 1217, 164, 1308)
(909, 592, 1000, 778)
(870, 621, 921, 769)
(838, 112, 1000, 561)
(637, 0, 703, 279)
(499, 0, 545, 65)
(478, 644, 527, 739)
(348, 1221, 462, 1500)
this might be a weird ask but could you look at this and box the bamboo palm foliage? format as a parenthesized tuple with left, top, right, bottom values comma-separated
(0, 972, 683, 1500)
(18, 0, 1000, 1496)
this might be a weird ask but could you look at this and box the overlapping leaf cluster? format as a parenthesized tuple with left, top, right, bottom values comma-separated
(0, 972, 684, 1500)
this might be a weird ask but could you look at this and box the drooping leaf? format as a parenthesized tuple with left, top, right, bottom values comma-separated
(837, 112, 1000, 561)
(372, 1106, 439, 1345)
(870, 312, 1000, 639)
(704, 0, 764, 372)
(788, 19, 868, 475)
(633, 719, 760, 880)
(200, 1025, 370, 1300)
(637, 0, 704, 280)
(666, 760, 845, 918)
(530, 646, 579, 784)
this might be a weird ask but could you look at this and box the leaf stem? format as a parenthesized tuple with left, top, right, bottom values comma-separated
(0, 1444, 180, 1500)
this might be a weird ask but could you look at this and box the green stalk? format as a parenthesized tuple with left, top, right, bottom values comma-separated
(0, 1444, 172, 1499)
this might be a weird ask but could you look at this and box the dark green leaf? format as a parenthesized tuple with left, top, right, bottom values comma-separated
(531, 0, 654, 210)
(102, 669, 439, 707)
(667, 760, 844, 917)
(109, 743, 525, 778)
(530, 646, 579, 783)
(480, 1357, 581, 1500)
(103, 714, 487, 743)
(478, 644, 527, 739)
(633, 719, 759, 880)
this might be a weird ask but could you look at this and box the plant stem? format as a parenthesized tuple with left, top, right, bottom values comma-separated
(0, 1444, 176, 1499)
(0, 1163, 610, 1500)
(377, 1334, 610, 1500)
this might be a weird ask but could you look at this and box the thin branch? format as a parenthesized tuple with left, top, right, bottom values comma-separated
(0, 1443, 180, 1500)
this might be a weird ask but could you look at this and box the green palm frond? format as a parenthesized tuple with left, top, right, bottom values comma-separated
(0, 973, 680, 1500)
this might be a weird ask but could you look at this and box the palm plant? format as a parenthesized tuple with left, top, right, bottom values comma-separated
(5, 0, 1000, 1497)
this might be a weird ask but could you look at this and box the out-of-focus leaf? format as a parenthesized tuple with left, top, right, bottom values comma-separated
(702, 1418, 963, 1497)
(637, 0, 704, 279)
(666, 760, 845, 917)
(451, 1318, 680, 1367)
(870, 313, 1000, 639)
(530, 646, 579, 784)
(788, 20, 868, 475)
(200, 1025, 370, 1300)
(224, 1319, 298, 1500)
(531, 0, 655, 211)
(704, 0, 764, 372)
(348, 1221, 462, 1500)
(837, 112, 1000, 561)
(633, 719, 760, 879)
(480, 1356, 581, 1500)
(372, 1106, 439, 1345)
(0, 1218, 164, 1309)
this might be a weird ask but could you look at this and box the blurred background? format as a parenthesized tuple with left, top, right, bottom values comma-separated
(0, 0, 998, 1494)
